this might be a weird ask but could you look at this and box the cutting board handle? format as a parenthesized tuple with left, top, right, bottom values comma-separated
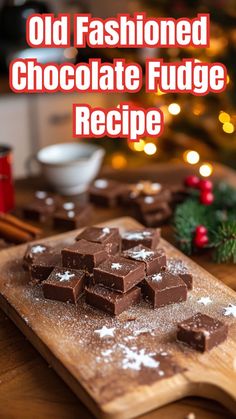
(185, 367, 236, 415)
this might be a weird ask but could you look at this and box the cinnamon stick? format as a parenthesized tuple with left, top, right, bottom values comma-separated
(0, 220, 32, 244)
(0, 213, 42, 237)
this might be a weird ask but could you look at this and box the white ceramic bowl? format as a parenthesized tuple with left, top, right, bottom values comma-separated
(36, 142, 105, 195)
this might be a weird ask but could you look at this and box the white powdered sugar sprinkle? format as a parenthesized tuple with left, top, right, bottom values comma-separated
(95, 326, 116, 338)
(94, 179, 108, 189)
(56, 271, 75, 282)
(31, 245, 46, 254)
(128, 248, 154, 261)
(68, 211, 75, 218)
(122, 231, 152, 240)
(102, 227, 110, 234)
(197, 297, 212, 306)
(45, 197, 54, 206)
(151, 273, 163, 282)
(144, 196, 155, 204)
(35, 191, 47, 199)
(120, 345, 160, 371)
(63, 202, 75, 211)
(223, 304, 236, 318)
(167, 259, 188, 275)
(111, 263, 122, 270)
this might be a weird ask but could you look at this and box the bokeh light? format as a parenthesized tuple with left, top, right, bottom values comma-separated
(199, 163, 213, 177)
(219, 112, 230, 124)
(183, 150, 200, 165)
(133, 139, 145, 152)
(144, 143, 157, 156)
(168, 103, 181, 115)
(111, 153, 127, 169)
(223, 122, 235, 134)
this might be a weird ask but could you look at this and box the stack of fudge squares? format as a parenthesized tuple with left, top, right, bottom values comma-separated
(22, 190, 92, 230)
(23, 227, 229, 352)
(24, 226, 193, 315)
(89, 179, 188, 227)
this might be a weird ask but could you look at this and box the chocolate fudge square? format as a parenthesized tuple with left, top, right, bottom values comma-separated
(177, 313, 228, 352)
(121, 228, 160, 251)
(76, 226, 120, 255)
(122, 245, 166, 276)
(42, 267, 86, 304)
(93, 256, 145, 293)
(143, 271, 187, 309)
(23, 243, 52, 269)
(30, 252, 62, 282)
(23, 191, 61, 222)
(53, 202, 92, 231)
(88, 179, 126, 207)
(167, 258, 193, 290)
(135, 190, 172, 214)
(141, 205, 172, 227)
(85, 284, 141, 316)
(62, 239, 108, 273)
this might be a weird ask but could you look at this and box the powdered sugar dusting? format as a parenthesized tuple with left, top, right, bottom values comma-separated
(120, 346, 160, 371)
(151, 273, 163, 282)
(122, 231, 152, 240)
(0, 225, 235, 408)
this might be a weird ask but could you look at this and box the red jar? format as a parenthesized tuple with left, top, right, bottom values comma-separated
(0, 145, 15, 213)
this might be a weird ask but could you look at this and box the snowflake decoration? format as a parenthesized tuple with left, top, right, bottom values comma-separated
(122, 231, 152, 240)
(129, 248, 154, 261)
(111, 263, 122, 270)
(197, 297, 212, 306)
(121, 346, 159, 371)
(223, 304, 236, 318)
(95, 326, 115, 338)
(151, 273, 163, 282)
(56, 271, 75, 282)
(102, 227, 110, 234)
(31, 245, 46, 254)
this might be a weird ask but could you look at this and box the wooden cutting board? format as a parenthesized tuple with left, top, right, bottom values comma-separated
(0, 217, 235, 419)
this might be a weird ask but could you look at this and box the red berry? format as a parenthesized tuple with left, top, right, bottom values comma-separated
(200, 191, 214, 205)
(184, 175, 200, 188)
(199, 179, 213, 192)
(194, 234, 209, 248)
(195, 225, 208, 236)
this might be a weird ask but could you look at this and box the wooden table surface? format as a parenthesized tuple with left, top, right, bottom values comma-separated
(0, 162, 235, 419)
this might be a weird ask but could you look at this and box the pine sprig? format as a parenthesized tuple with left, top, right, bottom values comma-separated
(210, 221, 236, 263)
(174, 199, 211, 255)
(173, 183, 236, 263)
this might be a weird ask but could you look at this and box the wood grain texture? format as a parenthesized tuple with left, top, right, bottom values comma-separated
(0, 217, 235, 419)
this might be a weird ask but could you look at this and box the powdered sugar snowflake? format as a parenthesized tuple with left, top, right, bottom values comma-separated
(197, 297, 212, 306)
(151, 273, 163, 282)
(128, 248, 154, 261)
(121, 346, 159, 371)
(122, 231, 152, 240)
(95, 326, 115, 338)
(102, 227, 110, 234)
(31, 245, 46, 254)
(223, 304, 236, 318)
(111, 263, 122, 270)
(56, 271, 75, 282)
